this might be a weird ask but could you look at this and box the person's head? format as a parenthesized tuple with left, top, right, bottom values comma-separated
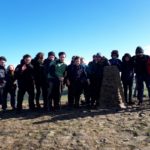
(80, 57, 85, 64)
(35, 52, 44, 62)
(96, 53, 102, 62)
(111, 50, 119, 59)
(23, 54, 32, 65)
(0, 56, 7, 67)
(122, 53, 131, 62)
(7, 65, 15, 72)
(58, 52, 66, 63)
(135, 46, 144, 57)
(48, 51, 55, 61)
(92, 55, 97, 62)
(74, 56, 81, 66)
(71, 55, 76, 64)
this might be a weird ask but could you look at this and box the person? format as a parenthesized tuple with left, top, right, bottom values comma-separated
(66, 56, 76, 107)
(66, 56, 89, 108)
(0, 56, 7, 108)
(109, 50, 122, 71)
(90, 53, 110, 107)
(31, 52, 48, 109)
(53, 52, 67, 110)
(2, 65, 17, 111)
(132, 46, 150, 105)
(121, 53, 134, 105)
(15, 54, 35, 112)
(80, 57, 90, 107)
(88, 54, 97, 106)
(44, 51, 56, 111)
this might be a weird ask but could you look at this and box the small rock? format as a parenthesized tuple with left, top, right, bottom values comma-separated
(139, 112, 145, 117)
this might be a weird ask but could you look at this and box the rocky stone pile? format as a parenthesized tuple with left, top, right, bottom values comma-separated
(99, 66, 126, 109)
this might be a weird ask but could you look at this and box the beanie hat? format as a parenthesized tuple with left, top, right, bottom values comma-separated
(0, 56, 7, 61)
(135, 46, 144, 55)
(48, 51, 55, 57)
(111, 50, 119, 57)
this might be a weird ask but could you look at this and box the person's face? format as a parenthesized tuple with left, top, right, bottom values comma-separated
(9, 65, 15, 71)
(0, 60, 6, 67)
(24, 57, 31, 65)
(112, 55, 117, 59)
(39, 54, 44, 62)
(59, 54, 66, 63)
(48, 55, 55, 61)
(125, 56, 130, 62)
(97, 56, 102, 62)
(93, 56, 97, 61)
(80, 58, 84, 64)
(75, 58, 80, 66)
(136, 53, 143, 57)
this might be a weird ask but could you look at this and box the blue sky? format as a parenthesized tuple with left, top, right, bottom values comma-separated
(0, 0, 150, 66)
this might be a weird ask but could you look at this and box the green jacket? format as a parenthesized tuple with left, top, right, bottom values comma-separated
(55, 60, 67, 78)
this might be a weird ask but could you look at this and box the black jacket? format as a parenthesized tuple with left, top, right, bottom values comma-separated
(95, 57, 110, 78)
(0, 65, 6, 88)
(15, 64, 34, 88)
(5, 71, 16, 89)
(31, 59, 47, 83)
(132, 55, 149, 76)
(67, 64, 88, 84)
(121, 60, 134, 82)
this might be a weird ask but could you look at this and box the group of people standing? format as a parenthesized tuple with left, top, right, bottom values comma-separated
(0, 46, 150, 113)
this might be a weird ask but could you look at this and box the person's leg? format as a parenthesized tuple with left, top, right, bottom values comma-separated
(27, 85, 35, 110)
(53, 80, 61, 110)
(0, 87, 4, 106)
(90, 78, 97, 106)
(68, 84, 75, 108)
(145, 75, 150, 103)
(47, 80, 55, 110)
(74, 83, 83, 108)
(10, 88, 16, 109)
(83, 81, 90, 106)
(95, 78, 102, 107)
(17, 88, 26, 111)
(123, 81, 128, 103)
(136, 75, 144, 104)
(42, 83, 48, 109)
(2, 88, 8, 110)
(35, 82, 41, 108)
(128, 80, 133, 104)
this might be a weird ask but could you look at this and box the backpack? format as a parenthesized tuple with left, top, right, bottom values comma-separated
(147, 56, 150, 75)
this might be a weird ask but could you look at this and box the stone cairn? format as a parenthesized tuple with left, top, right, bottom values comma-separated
(99, 66, 126, 109)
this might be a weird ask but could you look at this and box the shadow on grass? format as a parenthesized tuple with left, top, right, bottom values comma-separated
(0, 101, 149, 124)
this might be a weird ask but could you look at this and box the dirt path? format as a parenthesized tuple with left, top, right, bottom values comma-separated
(0, 101, 150, 150)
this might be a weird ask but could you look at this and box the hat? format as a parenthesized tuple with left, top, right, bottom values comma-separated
(96, 53, 101, 57)
(48, 51, 55, 57)
(111, 50, 119, 57)
(135, 46, 144, 55)
(0, 56, 7, 61)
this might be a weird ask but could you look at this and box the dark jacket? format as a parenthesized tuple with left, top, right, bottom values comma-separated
(132, 55, 149, 76)
(88, 60, 97, 79)
(109, 58, 122, 71)
(95, 57, 110, 78)
(31, 59, 47, 84)
(43, 59, 56, 80)
(0, 65, 6, 88)
(15, 64, 34, 88)
(67, 64, 88, 84)
(121, 60, 134, 82)
(5, 71, 16, 89)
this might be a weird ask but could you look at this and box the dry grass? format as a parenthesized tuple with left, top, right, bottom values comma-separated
(0, 96, 150, 150)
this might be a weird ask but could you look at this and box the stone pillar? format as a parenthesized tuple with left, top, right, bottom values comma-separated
(99, 66, 126, 109)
